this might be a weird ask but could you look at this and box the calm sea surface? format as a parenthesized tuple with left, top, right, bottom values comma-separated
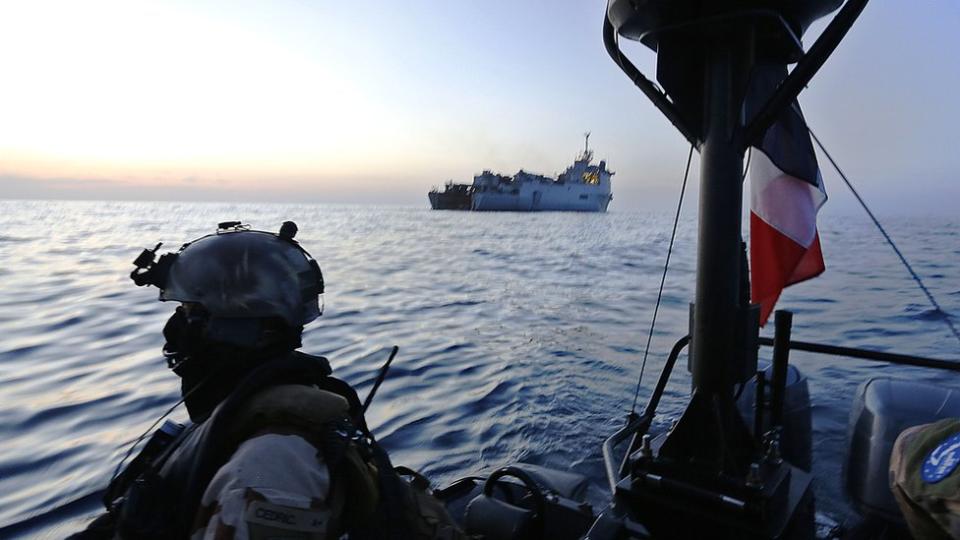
(0, 200, 957, 537)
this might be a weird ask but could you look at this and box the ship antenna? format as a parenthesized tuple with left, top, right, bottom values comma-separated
(582, 131, 592, 161)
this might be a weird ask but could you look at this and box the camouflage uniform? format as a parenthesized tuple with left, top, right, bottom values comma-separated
(72, 365, 463, 539)
(890, 418, 960, 540)
(192, 433, 334, 539)
(190, 383, 464, 540)
(188, 383, 375, 539)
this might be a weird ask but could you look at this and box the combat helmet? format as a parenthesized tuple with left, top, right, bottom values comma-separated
(130, 221, 324, 348)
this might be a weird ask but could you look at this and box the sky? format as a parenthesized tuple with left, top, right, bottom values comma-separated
(1, 1, 958, 214)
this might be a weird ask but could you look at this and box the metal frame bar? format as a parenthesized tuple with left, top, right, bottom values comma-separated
(602, 16, 699, 147)
(603, 330, 960, 495)
(603, 0, 870, 150)
(757, 337, 960, 373)
(603, 336, 691, 494)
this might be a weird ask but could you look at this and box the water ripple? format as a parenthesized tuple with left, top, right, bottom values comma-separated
(0, 201, 957, 537)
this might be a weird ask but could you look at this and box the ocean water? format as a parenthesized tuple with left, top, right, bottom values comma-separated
(0, 200, 957, 538)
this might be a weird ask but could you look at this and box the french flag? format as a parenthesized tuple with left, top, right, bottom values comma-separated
(747, 65, 826, 325)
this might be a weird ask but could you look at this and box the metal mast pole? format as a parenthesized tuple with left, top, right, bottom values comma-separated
(691, 37, 747, 393)
(602, 2, 868, 536)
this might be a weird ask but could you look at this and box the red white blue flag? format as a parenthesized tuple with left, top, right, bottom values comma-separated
(747, 65, 826, 325)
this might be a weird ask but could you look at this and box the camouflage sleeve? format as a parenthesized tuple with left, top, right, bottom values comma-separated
(890, 419, 960, 540)
(190, 432, 333, 540)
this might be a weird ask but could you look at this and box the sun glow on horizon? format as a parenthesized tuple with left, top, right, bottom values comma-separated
(0, 1, 430, 186)
(2, 1, 959, 212)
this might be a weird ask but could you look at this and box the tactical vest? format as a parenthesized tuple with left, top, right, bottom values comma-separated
(103, 352, 414, 539)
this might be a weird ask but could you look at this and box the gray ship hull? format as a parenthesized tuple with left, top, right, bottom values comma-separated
(471, 185, 612, 212)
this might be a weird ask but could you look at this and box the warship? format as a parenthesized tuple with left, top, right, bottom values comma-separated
(428, 134, 613, 212)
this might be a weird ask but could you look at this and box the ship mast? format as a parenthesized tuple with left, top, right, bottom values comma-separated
(603, 1, 869, 537)
(581, 131, 593, 162)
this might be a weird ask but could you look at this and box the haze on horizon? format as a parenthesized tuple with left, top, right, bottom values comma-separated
(1, 1, 958, 215)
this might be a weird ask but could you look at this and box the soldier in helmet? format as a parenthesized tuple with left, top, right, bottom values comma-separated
(71, 222, 461, 540)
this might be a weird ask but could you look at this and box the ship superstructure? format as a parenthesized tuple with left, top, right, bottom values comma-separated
(428, 133, 614, 212)
(471, 133, 613, 212)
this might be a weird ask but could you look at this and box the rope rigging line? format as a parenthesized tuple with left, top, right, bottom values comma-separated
(630, 144, 694, 415)
(807, 127, 960, 347)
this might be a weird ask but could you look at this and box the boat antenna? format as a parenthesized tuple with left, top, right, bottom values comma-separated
(807, 126, 960, 346)
(362, 345, 400, 414)
(630, 144, 694, 414)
